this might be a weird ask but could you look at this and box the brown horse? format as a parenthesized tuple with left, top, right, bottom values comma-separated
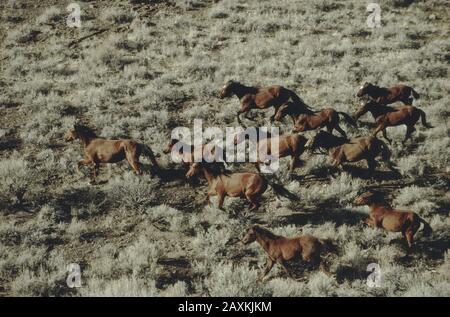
(357, 82, 420, 105)
(234, 132, 308, 174)
(275, 103, 357, 138)
(64, 124, 159, 178)
(354, 191, 432, 248)
(163, 138, 219, 168)
(305, 131, 397, 173)
(186, 162, 268, 210)
(219, 80, 312, 124)
(354, 101, 432, 144)
(241, 225, 335, 281)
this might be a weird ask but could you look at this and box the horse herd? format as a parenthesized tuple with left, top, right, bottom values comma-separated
(64, 81, 434, 280)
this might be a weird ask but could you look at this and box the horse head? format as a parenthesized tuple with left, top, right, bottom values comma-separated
(185, 162, 201, 178)
(241, 225, 258, 244)
(357, 82, 372, 97)
(353, 190, 385, 206)
(219, 80, 238, 99)
(354, 101, 372, 120)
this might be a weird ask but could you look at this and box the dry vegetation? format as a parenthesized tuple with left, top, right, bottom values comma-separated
(0, 0, 449, 297)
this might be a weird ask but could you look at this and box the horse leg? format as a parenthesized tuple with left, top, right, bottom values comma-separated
(77, 158, 92, 174)
(289, 155, 298, 175)
(405, 229, 414, 248)
(126, 150, 142, 175)
(217, 193, 226, 210)
(334, 124, 347, 139)
(278, 259, 295, 279)
(93, 162, 100, 177)
(367, 158, 377, 174)
(402, 126, 415, 145)
(270, 105, 281, 122)
(254, 162, 261, 173)
(258, 258, 275, 282)
(246, 192, 260, 211)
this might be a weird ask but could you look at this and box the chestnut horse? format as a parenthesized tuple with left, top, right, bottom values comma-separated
(274, 103, 357, 138)
(305, 131, 397, 173)
(354, 191, 432, 248)
(219, 80, 312, 124)
(186, 162, 268, 210)
(357, 82, 420, 105)
(241, 225, 335, 281)
(354, 101, 432, 144)
(234, 132, 308, 174)
(64, 124, 159, 178)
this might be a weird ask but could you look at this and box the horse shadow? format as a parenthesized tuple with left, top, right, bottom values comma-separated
(341, 165, 401, 181)
(154, 166, 200, 186)
(278, 207, 366, 227)
(0, 136, 21, 151)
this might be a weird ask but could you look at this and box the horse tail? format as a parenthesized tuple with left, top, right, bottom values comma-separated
(337, 111, 357, 127)
(140, 144, 160, 170)
(411, 88, 420, 99)
(265, 176, 299, 201)
(418, 216, 433, 237)
(418, 109, 433, 128)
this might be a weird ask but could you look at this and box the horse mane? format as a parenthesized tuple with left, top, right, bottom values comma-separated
(367, 190, 392, 207)
(230, 81, 259, 95)
(253, 225, 281, 239)
(202, 162, 232, 177)
(366, 100, 396, 114)
(74, 124, 98, 139)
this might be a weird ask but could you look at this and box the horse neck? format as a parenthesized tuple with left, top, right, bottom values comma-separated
(368, 85, 387, 98)
(202, 167, 217, 186)
(78, 134, 95, 147)
(368, 201, 391, 213)
(233, 83, 257, 99)
(255, 232, 275, 253)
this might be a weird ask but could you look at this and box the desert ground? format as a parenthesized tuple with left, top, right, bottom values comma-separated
(0, 0, 449, 296)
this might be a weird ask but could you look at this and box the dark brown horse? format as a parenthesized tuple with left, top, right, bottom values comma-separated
(241, 225, 335, 281)
(64, 124, 159, 178)
(274, 103, 356, 138)
(354, 191, 432, 248)
(305, 131, 397, 173)
(219, 80, 312, 124)
(357, 82, 420, 105)
(354, 101, 432, 144)
(186, 162, 268, 210)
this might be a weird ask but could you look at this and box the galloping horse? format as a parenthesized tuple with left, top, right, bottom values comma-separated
(305, 131, 397, 173)
(234, 132, 308, 174)
(274, 103, 356, 138)
(354, 101, 432, 144)
(357, 82, 420, 105)
(219, 80, 312, 124)
(64, 124, 159, 178)
(241, 225, 335, 281)
(186, 162, 268, 210)
(354, 191, 432, 248)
